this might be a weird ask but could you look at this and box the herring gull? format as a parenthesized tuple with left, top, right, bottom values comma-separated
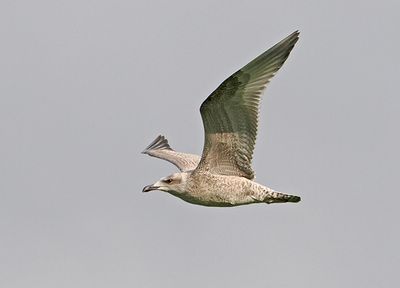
(142, 31, 301, 207)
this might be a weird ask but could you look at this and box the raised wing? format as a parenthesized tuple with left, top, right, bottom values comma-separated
(197, 31, 299, 179)
(142, 135, 200, 172)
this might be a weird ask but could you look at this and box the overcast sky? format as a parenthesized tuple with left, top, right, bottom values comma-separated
(1, 1, 399, 287)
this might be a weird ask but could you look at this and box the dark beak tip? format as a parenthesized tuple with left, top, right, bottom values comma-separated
(142, 185, 157, 192)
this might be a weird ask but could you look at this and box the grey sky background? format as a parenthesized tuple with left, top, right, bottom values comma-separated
(1, 0, 399, 287)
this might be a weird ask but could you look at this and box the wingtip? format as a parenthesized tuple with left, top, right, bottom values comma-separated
(274, 30, 299, 49)
(142, 135, 173, 154)
(293, 30, 300, 40)
(284, 30, 300, 44)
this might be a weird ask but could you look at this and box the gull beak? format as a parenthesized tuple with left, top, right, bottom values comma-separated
(142, 184, 159, 192)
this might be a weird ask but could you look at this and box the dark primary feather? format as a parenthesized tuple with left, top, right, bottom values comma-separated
(142, 135, 200, 172)
(142, 135, 172, 152)
(197, 31, 299, 179)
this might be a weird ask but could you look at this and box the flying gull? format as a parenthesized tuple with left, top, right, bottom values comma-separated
(142, 31, 301, 207)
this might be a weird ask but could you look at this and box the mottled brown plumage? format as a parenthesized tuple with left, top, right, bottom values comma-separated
(142, 31, 301, 207)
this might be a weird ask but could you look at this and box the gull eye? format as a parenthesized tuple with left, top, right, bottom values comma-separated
(164, 178, 173, 184)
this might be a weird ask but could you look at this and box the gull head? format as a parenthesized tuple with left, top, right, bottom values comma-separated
(142, 172, 188, 195)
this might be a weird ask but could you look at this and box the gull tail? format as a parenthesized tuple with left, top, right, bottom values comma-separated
(265, 190, 301, 204)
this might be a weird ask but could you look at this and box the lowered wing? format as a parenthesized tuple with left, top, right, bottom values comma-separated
(142, 135, 200, 172)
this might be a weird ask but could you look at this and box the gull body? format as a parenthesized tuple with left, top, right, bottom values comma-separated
(142, 31, 301, 207)
(143, 168, 299, 207)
